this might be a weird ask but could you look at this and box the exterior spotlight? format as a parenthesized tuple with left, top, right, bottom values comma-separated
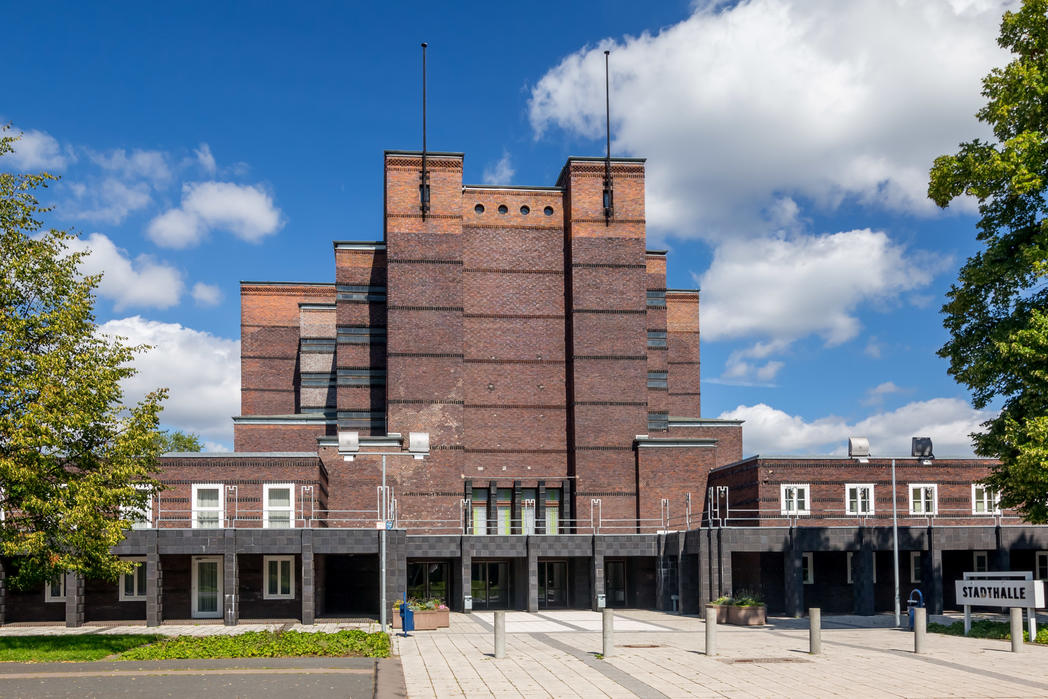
(407, 432, 430, 458)
(338, 431, 359, 462)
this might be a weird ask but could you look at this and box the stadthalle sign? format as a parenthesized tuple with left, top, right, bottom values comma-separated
(955, 579, 1046, 608)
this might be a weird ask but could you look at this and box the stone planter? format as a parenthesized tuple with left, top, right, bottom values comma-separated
(727, 604, 766, 626)
(708, 604, 730, 624)
(392, 608, 450, 630)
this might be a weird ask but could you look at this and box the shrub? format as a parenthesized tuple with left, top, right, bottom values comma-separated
(116, 630, 390, 661)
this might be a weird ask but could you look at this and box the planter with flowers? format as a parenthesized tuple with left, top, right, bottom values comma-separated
(709, 592, 766, 626)
(392, 598, 450, 630)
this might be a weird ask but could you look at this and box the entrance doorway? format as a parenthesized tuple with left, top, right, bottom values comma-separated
(192, 556, 223, 619)
(471, 561, 510, 610)
(606, 559, 626, 607)
(538, 561, 568, 609)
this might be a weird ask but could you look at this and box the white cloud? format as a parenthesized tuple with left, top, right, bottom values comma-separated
(719, 397, 993, 457)
(88, 148, 171, 185)
(99, 316, 240, 445)
(529, 0, 1008, 238)
(65, 233, 183, 310)
(699, 229, 947, 345)
(720, 339, 790, 384)
(147, 181, 283, 248)
(864, 336, 883, 359)
(3, 127, 70, 169)
(483, 151, 516, 184)
(191, 281, 223, 307)
(195, 143, 216, 175)
(62, 177, 153, 224)
(862, 380, 908, 406)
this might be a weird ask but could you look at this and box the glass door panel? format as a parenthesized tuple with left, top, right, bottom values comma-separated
(192, 557, 223, 618)
(606, 559, 626, 606)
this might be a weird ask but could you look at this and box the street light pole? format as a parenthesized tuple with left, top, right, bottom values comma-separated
(891, 457, 901, 627)
(380, 453, 388, 633)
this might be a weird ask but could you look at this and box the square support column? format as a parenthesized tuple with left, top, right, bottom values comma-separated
(64, 572, 84, 628)
(717, 529, 733, 600)
(925, 528, 943, 615)
(784, 533, 804, 618)
(301, 529, 315, 625)
(592, 536, 605, 610)
(527, 538, 538, 613)
(146, 536, 162, 627)
(994, 525, 1011, 572)
(223, 531, 237, 626)
(699, 530, 712, 605)
(852, 530, 875, 615)
(460, 541, 472, 613)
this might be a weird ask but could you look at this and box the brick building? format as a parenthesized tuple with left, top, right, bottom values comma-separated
(1, 149, 1044, 626)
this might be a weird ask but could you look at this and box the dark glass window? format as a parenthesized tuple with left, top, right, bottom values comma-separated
(647, 371, 668, 389)
(646, 290, 666, 308)
(474, 204, 485, 214)
(520, 205, 530, 215)
(543, 206, 554, 216)
(647, 330, 667, 349)
(497, 204, 508, 214)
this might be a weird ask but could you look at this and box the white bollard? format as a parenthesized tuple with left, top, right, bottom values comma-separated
(705, 604, 717, 657)
(1010, 607, 1023, 653)
(494, 609, 506, 659)
(913, 607, 926, 654)
(602, 608, 614, 658)
(809, 608, 821, 654)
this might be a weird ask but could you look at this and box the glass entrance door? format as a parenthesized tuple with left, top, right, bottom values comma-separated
(192, 556, 223, 619)
(605, 559, 626, 607)
(470, 561, 510, 610)
(538, 561, 568, 609)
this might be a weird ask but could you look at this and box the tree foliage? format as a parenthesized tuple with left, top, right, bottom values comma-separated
(928, 0, 1048, 522)
(0, 128, 166, 587)
(153, 429, 203, 454)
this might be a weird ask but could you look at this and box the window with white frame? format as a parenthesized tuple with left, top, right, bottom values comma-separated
(845, 484, 875, 516)
(847, 552, 878, 584)
(192, 484, 224, 529)
(45, 574, 66, 602)
(973, 551, 989, 573)
(121, 485, 153, 529)
(263, 555, 295, 599)
(1037, 551, 1048, 581)
(119, 557, 147, 601)
(263, 484, 294, 529)
(910, 551, 922, 583)
(471, 489, 488, 535)
(971, 485, 1000, 515)
(908, 484, 937, 515)
(801, 552, 814, 584)
(781, 485, 810, 516)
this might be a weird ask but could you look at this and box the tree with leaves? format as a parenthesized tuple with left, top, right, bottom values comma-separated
(1, 128, 166, 588)
(154, 429, 203, 454)
(928, 0, 1048, 522)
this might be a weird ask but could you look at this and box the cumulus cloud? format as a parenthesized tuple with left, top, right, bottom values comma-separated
(99, 316, 240, 445)
(719, 398, 993, 457)
(862, 380, 908, 406)
(191, 281, 223, 307)
(62, 178, 153, 224)
(529, 0, 1008, 238)
(3, 127, 71, 170)
(65, 233, 183, 310)
(88, 148, 171, 185)
(147, 181, 283, 248)
(482, 151, 516, 184)
(195, 143, 216, 175)
(699, 229, 947, 345)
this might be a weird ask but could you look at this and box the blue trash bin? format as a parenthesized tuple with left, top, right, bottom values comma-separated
(400, 598, 415, 635)
(906, 589, 924, 630)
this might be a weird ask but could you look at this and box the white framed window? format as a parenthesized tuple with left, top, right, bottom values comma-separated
(263, 555, 295, 599)
(973, 551, 989, 573)
(119, 557, 147, 601)
(192, 484, 224, 529)
(845, 484, 875, 516)
(846, 552, 878, 584)
(263, 484, 294, 529)
(1036, 551, 1048, 581)
(910, 551, 922, 584)
(908, 484, 937, 515)
(471, 490, 488, 535)
(781, 485, 810, 516)
(971, 485, 1000, 515)
(122, 486, 154, 530)
(801, 552, 814, 584)
(545, 489, 561, 534)
(45, 574, 66, 602)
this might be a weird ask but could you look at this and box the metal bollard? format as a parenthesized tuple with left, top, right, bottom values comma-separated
(602, 608, 614, 658)
(809, 607, 821, 654)
(705, 604, 717, 657)
(494, 609, 506, 659)
(1010, 607, 1023, 653)
(913, 607, 926, 654)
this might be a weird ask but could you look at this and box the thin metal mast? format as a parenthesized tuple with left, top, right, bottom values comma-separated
(603, 49, 613, 225)
(421, 42, 429, 220)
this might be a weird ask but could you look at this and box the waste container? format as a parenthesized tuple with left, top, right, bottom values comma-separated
(400, 596, 414, 635)
(906, 589, 924, 630)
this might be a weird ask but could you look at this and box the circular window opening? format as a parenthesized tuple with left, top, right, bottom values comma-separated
(520, 205, 530, 215)
(544, 206, 554, 216)
(474, 204, 485, 214)
(497, 204, 508, 214)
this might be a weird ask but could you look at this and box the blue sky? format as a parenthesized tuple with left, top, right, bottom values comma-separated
(2, 0, 1015, 454)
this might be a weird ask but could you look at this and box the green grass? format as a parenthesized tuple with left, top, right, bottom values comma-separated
(928, 619, 1048, 644)
(115, 629, 390, 660)
(0, 634, 162, 662)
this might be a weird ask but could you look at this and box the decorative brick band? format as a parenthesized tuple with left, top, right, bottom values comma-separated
(573, 309, 646, 315)
(464, 448, 568, 454)
(387, 305, 463, 312)
(571, 218, 646, 224)
(388, 399, 465, 405)
(572, 263, 646, 269)
(402, 492, 462, 497)
(464, 358, 565, 365)
(573, 401, 646, 406)
(388, 258, 463, 265)
(465, 404, 565, 410)
(575, 446, 633, 451)
(668, 361, 700, 365)
(464, 268, 563, 275)
(573, 355, 647, 360)
(577, 491, 637, 497)
(387, 352, 465, 358)
(464, 313, 565, 320)
(386, 214, 463, 220)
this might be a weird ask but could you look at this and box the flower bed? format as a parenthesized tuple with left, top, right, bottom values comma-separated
(710, 593, 766, 626)
(392, 598, 450, 630)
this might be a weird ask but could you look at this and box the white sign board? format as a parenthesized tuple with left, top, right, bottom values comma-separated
(955, 579, 1045, 608)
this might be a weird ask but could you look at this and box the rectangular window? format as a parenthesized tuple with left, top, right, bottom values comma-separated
(264, 484, 294, 529)
(646, 289, 666, 308)
(908, 484, 937, 515)
(647, 370, 668, 390)
(263, 556, 295, 599)
(192, 484, 224, 529)
(300, 372, 336, 387)
(336, 410, 386, 432)
(1037, 552, 1048, 581)
(647, 412, 669, 432)
(122, 486, 154, 530)
(845, 484, 874, 516)
(972, 485, 1000, 515)
(496, 488, 512, 535)
(45, 574, 66, 603)
(337, 326, 387, 344)
(300, 337, 336, 353)
(647, 330, 667, 349)
(910, 551, 922, 584)
(781, 484, 811, 516)
(801, 552, 814, 584)
(119, 558, 147, 601)
(545, 489, 561, 534)
(846, 552, 877, 584)
(336, 284, 386, 302)
(337, 368, 386, 386)
(471, 490, 488, 536)
(973, 551, 989, 573)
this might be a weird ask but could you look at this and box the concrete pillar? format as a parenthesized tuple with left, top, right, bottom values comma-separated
(460, 540, 472, 613)
(699, 530, 713, 605)
(809, 607, 821, 654)
(913, 606, 927, 654)
(64, 572, 83, 628)
(784, 533, 804, 618)
(1010, 607, 1023, 652)
(527, 538, 538, 613)
(592, 536, 605, 611)
(602, 608, 614, 658)
(925, 529, 943, 615)
(494, 610, 506, 659)
(705, 604, 717, 656)
(223, 531, 237, 626)
(853, 530, 875, 615)
(386, 529, 407, 612)
(717, 529, 733, 600)
(146, 546, 162, 627)
(301, 529, 314, 625)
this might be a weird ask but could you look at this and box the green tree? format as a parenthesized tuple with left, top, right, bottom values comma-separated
(0, 128, 166, 587)
(154, 429, 203, 454)
(928, 0, 1048, 522)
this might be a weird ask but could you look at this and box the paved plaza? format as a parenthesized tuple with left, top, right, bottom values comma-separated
(395, 610, 1048, 698)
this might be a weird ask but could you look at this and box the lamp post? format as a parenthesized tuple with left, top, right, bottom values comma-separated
(338, 431, 429, 633)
